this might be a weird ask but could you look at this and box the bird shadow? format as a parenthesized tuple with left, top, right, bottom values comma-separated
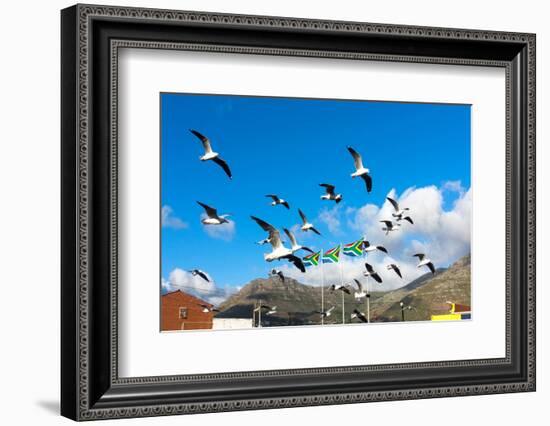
(36, 400, 59, 415)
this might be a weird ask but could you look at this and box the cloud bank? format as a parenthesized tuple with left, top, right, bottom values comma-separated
(201, 214, 236, 241)
(281, 182, 471, 291)
(162, 268, 235, 306)
(161, 205, 188, 230)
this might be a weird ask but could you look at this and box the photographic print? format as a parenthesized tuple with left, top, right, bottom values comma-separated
(160, 93, 472, 332)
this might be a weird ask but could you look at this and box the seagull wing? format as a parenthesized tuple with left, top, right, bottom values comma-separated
(212, 157, 232, 179)
(283, 228, 298, 247)
(310, 227, 322, 236)
(268, 229, 282, 249)
(342, 286, 351, 294)
(266, 194, 279, 202)
(298, 208, 308, 224)
(301, 246, 314, 254)
(403, 216, 414, 224)
(197, 271, 210, 282)
(189, 129, 212, 153)
(361, 174, 372, 192)
(319, 183, 335, 195)
(377, 245, 388, 254)
(284, 254, 306, 273)
(250, 215, 276, 233)
(380, 220, 392, 227)
(427, 262, 436, 274)
(372, 273, 383, 283)
(390, 264, 402, 278)
(364, 262, 375, 273)
(347, 146, 364, 170)
(413, 253, 425, 260)
(281, 201, 290, 209)
(277, 271, 285, 282)
(354, 279, 363, 292)
(197, 201, 218, 218)
(387, 197, 399, 212)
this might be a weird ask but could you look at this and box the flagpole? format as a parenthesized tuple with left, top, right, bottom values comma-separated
(339, 244, 345, 325)
(363, 239, 370, 323)
(366, 278, 370, 323)
(321, 250, 325, 326)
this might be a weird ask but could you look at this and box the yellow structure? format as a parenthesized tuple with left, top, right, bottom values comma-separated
(431, 301, 471, 321)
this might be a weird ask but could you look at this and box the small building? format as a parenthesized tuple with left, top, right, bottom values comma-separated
(431, 301, 471, 321)
(161, 290, 214, 331)
(212, 318, 254, 330)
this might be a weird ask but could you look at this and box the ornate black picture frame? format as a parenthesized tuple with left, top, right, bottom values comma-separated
(61, 4, 536, 421)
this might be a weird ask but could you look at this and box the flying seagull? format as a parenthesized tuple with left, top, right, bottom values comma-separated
(362, 240, 388, 254)
(363, 262, 383, 284)
(269, 268, 285, 282)
(319, 183, 343, 204)
(266, 194, 290, 209)
(387, 197, 413, 224)
(188, 269, 210, 282)
(387, 263, 403, 279)
(260, 305, 278, 316)
(199, 304, 220, 313)
(351, 308, 368, 323)
(250, 216, 306, 272)
(316, 306, 335, 318)
(189, 129, 232, 179)
(351, 279, 367, 300)
(283, 228, 314, 254)
(298, 209, 321, 235)
(197, 201, 231, 225)
(413, 253, 436, 274)
(328, 283, 351, 294)
(380, 220, 401, 235)
(347, 146, 372, 192)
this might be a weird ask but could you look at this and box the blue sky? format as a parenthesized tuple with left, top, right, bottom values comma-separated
(161, 93, 471, 298)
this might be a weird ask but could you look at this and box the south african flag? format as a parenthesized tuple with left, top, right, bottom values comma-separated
(343, 239, 363, 257)
(322, 245, 341, 264)
(303, 251, 321, 268)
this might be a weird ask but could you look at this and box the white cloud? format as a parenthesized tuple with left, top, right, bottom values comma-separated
(201, 214, 236, 241)
(442, 180, 465, 195)
(280, 183, 471, 291)
(317, 204, 343, 235)
(161, 205, 188, 230)
(163, 267, 236, 306)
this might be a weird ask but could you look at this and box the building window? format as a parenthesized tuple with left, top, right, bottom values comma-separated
(179, 307, 188, 319)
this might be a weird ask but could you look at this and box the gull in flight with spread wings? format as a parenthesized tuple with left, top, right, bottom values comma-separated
(387, 263, 403, 279)
(362, 240, 388, 254)
(319, 183, 343, 203)
(328, 283, 351, 294)
(386, 197, 414, 224)
(380, 220, 401, 236)
(351, 279, 367, 300)
(413, 253, 436, 274)
(269, 269, 285, 282)
(351, 308, 368, 323)
(265, 194, 290, 209)
(283, 228, 314, 255)
(189, 129, 232, 179)
(347, 146, 372, 192)
(199, 304, 220, 313)
(188, 269, 210, 282)
(250, 216, 306, 272)
(197, 201, 231, 225)
(316, 306, 335, 318)
(298, 209, 321, 235)
(363, 262, 383, 284)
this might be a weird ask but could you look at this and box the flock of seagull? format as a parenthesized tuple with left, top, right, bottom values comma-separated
(184, 129, 437, 322)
